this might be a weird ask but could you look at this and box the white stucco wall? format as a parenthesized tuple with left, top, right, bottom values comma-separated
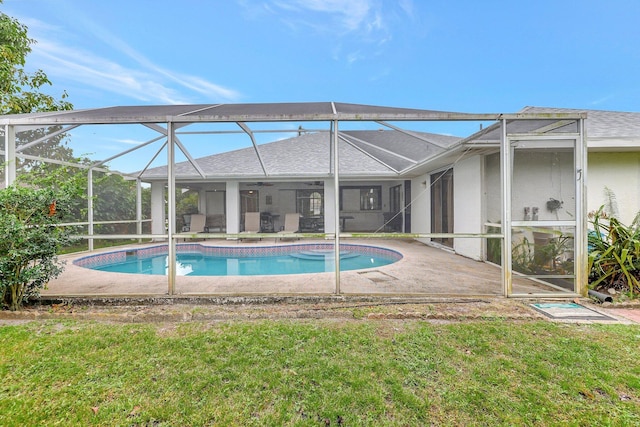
(226, 181, 240, 234)
(588, 152, 640, 224)
(411, 176, 431, 245)
(484, 153, 501, 225)
(150, 182, 165, 236)
(453, 156, 483, 260)
(484, 150, 576, 223)
(323, 179, 336, 233)
(512, 150, 575, 221)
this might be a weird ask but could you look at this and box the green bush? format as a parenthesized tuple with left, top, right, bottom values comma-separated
(588, 207, 640, 296)
(0, 185, 77, 310)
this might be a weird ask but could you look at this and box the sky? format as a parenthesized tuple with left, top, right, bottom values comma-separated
(3, 0, 640, 170)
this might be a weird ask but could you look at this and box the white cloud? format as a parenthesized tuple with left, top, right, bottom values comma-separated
(21, 14, 241, 105)
(115, 138, 146, 145)
(31, 40, 187, 104)
(255, 0, 416, 65)
(269, 0, 376, 34)
(589, 94, 615, 106)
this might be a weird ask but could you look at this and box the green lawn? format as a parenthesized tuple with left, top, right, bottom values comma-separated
(1, 319, 639, 426)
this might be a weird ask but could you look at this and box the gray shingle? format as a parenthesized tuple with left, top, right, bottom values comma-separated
(140, 130, 461, 179)
(522, 106, 640, 138)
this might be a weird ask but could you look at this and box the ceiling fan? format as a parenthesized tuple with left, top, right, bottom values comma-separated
(247, 182, 274, 187)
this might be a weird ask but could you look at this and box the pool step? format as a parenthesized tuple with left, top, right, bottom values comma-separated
(290, 250, 360, 260)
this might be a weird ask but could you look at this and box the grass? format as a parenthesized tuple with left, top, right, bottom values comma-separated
(0, 319, 639, 426)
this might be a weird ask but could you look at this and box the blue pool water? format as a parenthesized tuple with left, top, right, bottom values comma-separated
(77, 244, 402, 276)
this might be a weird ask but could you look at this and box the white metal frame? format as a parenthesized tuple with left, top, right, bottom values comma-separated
(503, 125, 586, 298)
(0, 106, 588, 298)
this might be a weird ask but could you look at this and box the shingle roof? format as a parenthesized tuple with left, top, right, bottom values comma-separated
(463, 106, 640, 144)
(521, 106, 640, 138)
(140, 130, 461, 180)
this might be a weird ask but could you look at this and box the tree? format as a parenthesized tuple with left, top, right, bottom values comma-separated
(0, 2, 79, 310)
(0, 185, 78, 310)
(1, 0, 76, 176)
(0, 1, 72, 114)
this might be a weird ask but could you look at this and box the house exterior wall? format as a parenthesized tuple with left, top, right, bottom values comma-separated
(337, 181, 402, 232)
(472, 150, 576, 262)
(191, 180, 406, 234)
(411, 176, 431, 245)
(151, 182, 165, 236)
(587, 151, 640, 224)
(484, 153, 501, 225)
(226, 181, 240, 234)
(512, 150, 575, 222)
(454, 156, 483, 260)
(324, 179, 336, 233)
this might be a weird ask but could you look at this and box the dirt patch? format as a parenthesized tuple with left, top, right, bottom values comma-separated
(0, 296, 559, 325)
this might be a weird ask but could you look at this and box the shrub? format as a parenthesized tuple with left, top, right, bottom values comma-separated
(0, 185, 77, 310)
(588, 207, 640, 296)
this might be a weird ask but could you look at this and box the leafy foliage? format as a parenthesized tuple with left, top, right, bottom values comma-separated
(15, 162, 89, 221)
(588, 207, 640, 296)
(2, 2, 78, 184)
(93, 172, 151, 235)
(511, 232, 574, 275)
(0, 185, 78, 310)
(0, 2, 72, 114)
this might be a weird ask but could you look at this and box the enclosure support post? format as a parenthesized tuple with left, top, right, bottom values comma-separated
(500, 119, 512, 296)
(3, 125, 16, 187)
(87, 169, 94, 252)
(167, 122, 176, 295)
(576, 118, 588, 295)
(136, 178, 143, 243)
(332, 119, 341, 295)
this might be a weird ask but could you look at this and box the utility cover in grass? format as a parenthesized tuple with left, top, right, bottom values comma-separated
(530, 302, 616, 321)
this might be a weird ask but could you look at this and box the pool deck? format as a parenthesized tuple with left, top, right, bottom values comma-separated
(44, 238, 566, 298)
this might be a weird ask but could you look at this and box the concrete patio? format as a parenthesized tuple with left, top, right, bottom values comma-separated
(44, 239, 568, 298)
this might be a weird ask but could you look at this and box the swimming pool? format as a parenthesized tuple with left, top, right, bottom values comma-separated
(74, 243, 402, 276)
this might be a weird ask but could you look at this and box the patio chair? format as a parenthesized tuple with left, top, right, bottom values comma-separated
(240, 211, 261, 241)
(276, 213, 300, 242)
(177, 213, 206, 241)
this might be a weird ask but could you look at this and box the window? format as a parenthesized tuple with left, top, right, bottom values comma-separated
(240, 190, 259, 214)
(340, 186, 382, 211)
(296, 190, 323, 216)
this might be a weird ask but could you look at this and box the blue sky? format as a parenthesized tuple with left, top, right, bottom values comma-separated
(3, 0, 640, 170)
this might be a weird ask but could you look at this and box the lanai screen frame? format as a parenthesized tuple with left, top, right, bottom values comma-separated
(0, 102, 588, 297)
